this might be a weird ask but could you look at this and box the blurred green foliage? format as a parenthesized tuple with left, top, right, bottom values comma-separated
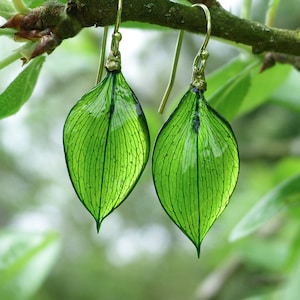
(0, 0, 300, 299)
(0, 56, 45, 118)
(0, 232, 60, 300)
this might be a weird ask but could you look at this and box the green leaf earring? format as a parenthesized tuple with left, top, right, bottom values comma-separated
(152, 4, 240, 256)
(63, 0, 150, 231)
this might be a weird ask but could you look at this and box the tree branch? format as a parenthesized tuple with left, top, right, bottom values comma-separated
(1, 0, 300, 60)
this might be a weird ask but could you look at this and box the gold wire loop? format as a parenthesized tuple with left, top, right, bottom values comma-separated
(191, 4, 211, 91)
(111, 31, 122, 57)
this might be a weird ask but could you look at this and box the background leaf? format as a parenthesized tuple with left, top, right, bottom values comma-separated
(205, 56, 257, 99)
(206, 57, 292, 119)
(205, 56, 257, 120)
(270, 69, 300, 114)
(0, 0, 16, 19)
(238, 64, 292, 115)
(0, 56, 45, 119)
(0, 231, 60, 300)
(208, 72, 251, 121)
(230, 174, 300, 241)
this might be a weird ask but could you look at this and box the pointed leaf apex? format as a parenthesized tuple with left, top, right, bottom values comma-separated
(96, 221, 101, 233)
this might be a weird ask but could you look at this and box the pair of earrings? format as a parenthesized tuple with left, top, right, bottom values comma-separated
(63, 1, 239, 255)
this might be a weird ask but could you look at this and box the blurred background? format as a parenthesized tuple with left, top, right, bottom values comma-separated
(1, 0, 300, 299)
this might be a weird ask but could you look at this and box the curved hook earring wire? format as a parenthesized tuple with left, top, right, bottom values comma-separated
(193, 4, 211, 57)
(96, 26, 109, 83)
(114, 0, 123, 34)
(96, 0, 123, 81)
(158, 30, 184, 114)
(191, 4, 211, 91)
(111, 0, 123, 57)
(158, 4, 211, 113)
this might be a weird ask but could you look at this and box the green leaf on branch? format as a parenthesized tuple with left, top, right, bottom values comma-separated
(271, 69, 300, 113)
(206, 56, 257, 99)
(238, 63, 292, 115)
(208, 72, 252, 121)
(0, 231, 60, 300)
(63, 71, 150, 231)
(0, 0, 16, 19)
(230, 174, 300, 241)
(205, 57, 292, 118)
(209, 73, 251, 121)
(0, 56, 45, 119)
(152, 87, 239, 256)
(206, 56, 258, 120)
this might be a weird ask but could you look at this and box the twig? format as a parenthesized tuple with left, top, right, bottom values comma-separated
(1, 0, 300, 60)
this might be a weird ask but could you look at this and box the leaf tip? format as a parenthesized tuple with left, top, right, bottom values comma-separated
(96, 221, 101, 233)
(195, 242, 201, 258)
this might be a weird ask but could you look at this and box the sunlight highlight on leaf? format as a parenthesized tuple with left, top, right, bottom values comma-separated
(63, 71, 150, 231)
(152, 87, 239, 255)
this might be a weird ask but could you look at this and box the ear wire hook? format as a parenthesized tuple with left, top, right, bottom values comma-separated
(191, 4, 211, 91)
(103, 0, 123, 72)
(96, 26, 109, 83)
(114, 0, 123, 35)
(97, 0, 123, 79)
(158, 4, 211, 113)
(111, 0, 123, 57)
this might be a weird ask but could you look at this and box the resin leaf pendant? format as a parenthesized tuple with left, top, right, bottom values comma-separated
(152, 87, 239, 255)
(63, 71, 150, 230)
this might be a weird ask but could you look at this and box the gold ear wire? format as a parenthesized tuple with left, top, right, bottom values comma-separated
(158, 30, 184, 114)
(96, 0, 123, 78)
(96, 26, 109, 83)
(114, 0, 123, 36)
(192, 4, 211, 55)
(191, 4, 211, 91)
(105, 0, 123, 72)
(158, 4, 211, 113)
